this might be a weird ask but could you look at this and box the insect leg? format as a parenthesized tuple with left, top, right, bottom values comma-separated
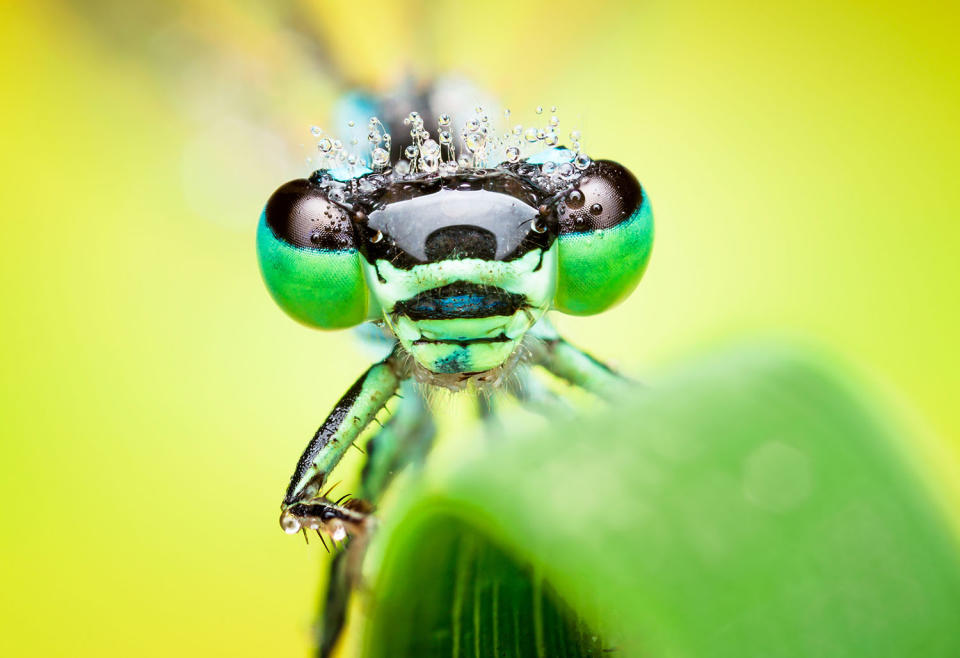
(317, 380, 435, 658)
(529, 336, 629, 397)
(280, 347, 407, 531)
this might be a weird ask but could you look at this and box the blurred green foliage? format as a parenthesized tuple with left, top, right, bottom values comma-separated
(361, 346, 960, 656)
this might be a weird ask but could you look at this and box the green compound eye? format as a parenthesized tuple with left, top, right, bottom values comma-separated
(256, 178, 371, 329)
(553, 160, 654, 316)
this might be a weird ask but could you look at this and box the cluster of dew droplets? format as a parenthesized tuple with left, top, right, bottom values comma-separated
(399, 111, 444, 174)
(305, 103, 592, 180)
(366, 117, 392, 171)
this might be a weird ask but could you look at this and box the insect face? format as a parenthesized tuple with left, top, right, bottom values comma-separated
(352, 171, 558, 375)
(257, 149, 653, 376)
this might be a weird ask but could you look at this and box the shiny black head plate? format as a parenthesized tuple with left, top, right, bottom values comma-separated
(308, 167, 562, 269)
(264, 158, 642, 266)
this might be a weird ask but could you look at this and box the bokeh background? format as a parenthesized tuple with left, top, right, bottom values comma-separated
(1, 1, 957, 656)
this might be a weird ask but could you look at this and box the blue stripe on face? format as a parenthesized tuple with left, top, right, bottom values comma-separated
(409, 294, 512, 318)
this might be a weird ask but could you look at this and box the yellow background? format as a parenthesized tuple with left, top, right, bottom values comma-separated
(1, 1, 957, 656)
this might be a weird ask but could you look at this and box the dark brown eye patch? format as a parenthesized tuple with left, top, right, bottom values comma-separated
(557, 160, 643, 235)
(264, 179, 356, 250)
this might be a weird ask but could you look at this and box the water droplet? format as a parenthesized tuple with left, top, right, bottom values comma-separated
(371, 147, 390, 166)
(524, 128, 538, 143)
(404, 145, 418, 159)
(551, 105, 558, 112)
(347, 120, 356, 127)
(574, 153, 591, 170)
(439, 130, 452, 144)
(549, 115, 559, 127)
(464, 133, 484, 152)
(368, 130, 380, 143)
(279, 511, 301, 534)
(310, 126, 323, 137)
(570, 130, 582, 141)
(559, 162, 575, 177)
(542, 161, 557, 174)
(465, 118, 480, 132)
(438, 113, 451, 126)
(505, 146, 520, 162)
(535, 105, 544, 114)
(394, 160, 411, 175)
(421, 155, 439, 173)
(545, 134, 559, 146)
(567, 189, 585, 209)
(317, 138, 333, 153)
(421, 139, 441, 157)
(513, 125, 523, 136)
(590, 203, 603, 215)
(310, 230, 323, 244)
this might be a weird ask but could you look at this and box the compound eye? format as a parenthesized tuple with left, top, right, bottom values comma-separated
(553, 159, 653, 316)
(264, 179, 355, 250)
(558, 160, 644, 234)
(257, 179, 369, 329)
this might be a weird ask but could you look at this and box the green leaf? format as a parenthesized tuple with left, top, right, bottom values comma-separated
(361, 345, 960, 657)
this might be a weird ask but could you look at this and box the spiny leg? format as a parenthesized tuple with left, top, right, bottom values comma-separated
(522, 315, 629, 398)
(279, 346, 407, 537)
(527, 324, 630, 397)
(318, 380, 435, 658)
